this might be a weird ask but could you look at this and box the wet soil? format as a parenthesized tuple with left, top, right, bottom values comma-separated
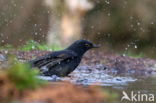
(23, 82, 105, 103)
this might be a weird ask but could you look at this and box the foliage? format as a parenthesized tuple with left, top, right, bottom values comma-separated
(20, 40, 62, 51)
(101, 89, 119, 103)
(0, 44, 13, 50)
(7, 59, 46, 91)
(122, 51, 144, 58)
(0, 40, 62, 51)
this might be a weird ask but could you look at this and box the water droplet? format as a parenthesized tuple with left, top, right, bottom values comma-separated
(42, 35, 45, 38)
(4, 19, 8, 22)
(13, 4, 17, 7)
(105, 1, 110, 4)
(1, 40, 5, 43)
(97, 32, 101, 35)
(4, 50, 8, 54)
(0, 33, 4, 36)
(49, 49, 53, 51)
(34, 32, 38, 35)
(150, 22, 154, 25)
(130, 24, 134, 28)
(20, 6, 24, 9)
(140, 27, 145, 32)
(107, 33, 111, 37)
(108, 13, 111, 16)
(130, 16, 133, 19)
(122, 54, 126, 56)
(32, 46, 35, 49)
(137, 22, 140, 26)
(91, 26, 94, 29)
(9, 20, 13, 23)
(124, 1, 128, 5)
(39, 28, 42, 31)
(19, 39, 22, 42)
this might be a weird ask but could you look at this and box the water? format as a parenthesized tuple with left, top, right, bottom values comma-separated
(38, 65, 156, 103)
(38, 65, 137, 88)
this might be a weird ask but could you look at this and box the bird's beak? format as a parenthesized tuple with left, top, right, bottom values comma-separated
(92, 44, 101, 48)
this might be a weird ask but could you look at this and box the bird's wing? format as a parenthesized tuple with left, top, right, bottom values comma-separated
(30, 50, 77, 68)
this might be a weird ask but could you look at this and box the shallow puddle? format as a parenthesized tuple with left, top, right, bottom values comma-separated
(38, 65, 156, 103)
(38, 65, 137, 87)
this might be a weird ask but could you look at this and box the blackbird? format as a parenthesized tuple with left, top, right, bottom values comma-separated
(30, 40, 99, 77)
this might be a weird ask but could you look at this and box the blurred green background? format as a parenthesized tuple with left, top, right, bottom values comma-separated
(0, 0, 156, 58)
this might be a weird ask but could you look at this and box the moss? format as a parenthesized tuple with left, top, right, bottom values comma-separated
(7, 58, 46, 91)
(0, 40, 62, 51)
(20, 40, 62, 51)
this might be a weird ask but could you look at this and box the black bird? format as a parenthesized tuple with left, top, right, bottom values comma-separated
(30, 40, 99, 77)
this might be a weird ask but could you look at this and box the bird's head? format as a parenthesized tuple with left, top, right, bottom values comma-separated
(66, 40, 100, 55)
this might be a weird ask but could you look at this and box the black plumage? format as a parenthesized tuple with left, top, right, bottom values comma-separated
(30, 40, 99, 77)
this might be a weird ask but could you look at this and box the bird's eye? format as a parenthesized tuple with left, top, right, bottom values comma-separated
(85, 44, 90, 47)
